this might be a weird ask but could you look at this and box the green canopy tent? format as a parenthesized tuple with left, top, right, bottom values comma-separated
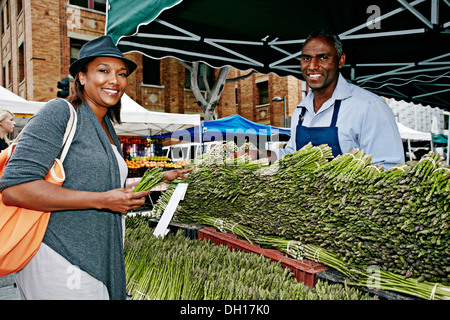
(106, 0, 450, 109)
(432, 133, 448, 165)
(432, 133, 448, 144)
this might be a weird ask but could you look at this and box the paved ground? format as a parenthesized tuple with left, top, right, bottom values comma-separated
(0, 274, 20, 300)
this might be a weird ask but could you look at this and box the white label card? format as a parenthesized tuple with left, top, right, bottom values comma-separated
(153, 183, 189, 238)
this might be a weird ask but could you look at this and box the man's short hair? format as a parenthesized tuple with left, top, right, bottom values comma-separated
(303, 29, 344, 58)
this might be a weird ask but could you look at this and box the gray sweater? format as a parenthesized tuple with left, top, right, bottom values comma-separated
(0, 99, 127, 300)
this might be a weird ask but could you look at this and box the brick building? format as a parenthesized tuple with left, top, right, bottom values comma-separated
(1, 0, 304, 129)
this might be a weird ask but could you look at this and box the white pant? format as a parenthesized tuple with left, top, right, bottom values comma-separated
(15, 243, 109, 300)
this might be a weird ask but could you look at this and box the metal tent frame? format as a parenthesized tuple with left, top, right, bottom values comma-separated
(107, 0, 450, 109)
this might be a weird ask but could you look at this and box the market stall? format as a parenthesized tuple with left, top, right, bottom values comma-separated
(0, 86, 45, 115)
(433, 133, 448, 145)
(0, 86, 45, 138)
(114, 93, 201, 137)
(153, 114, 290, 141)
(144, 142, 450, 300)
(114, 93, 200, 176)
(396, 121, 433, 161)
(153, 114, 290, 161)
(124, 214, 379, 301)
(106, 0, 450, 110)
(105, 0, 450, 301)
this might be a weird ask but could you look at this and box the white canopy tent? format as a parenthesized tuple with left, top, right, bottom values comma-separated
(396, 121, 432, 142)
(0, 86, 45, 139)
(114, 93, 201, 137)
(0, 86, 45, 115)
(396, 121, 432, 161)
(0, 87, 200, 139)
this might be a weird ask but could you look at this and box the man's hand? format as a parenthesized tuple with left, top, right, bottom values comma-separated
(230, 149, 277, 164)
(162, 166, 195, 183)
(230, 149, 259, 160)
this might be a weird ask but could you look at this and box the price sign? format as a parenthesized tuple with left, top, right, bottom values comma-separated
(153, 183, 188, 238)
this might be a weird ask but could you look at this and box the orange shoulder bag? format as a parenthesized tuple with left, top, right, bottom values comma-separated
(0, 100, 77, 277)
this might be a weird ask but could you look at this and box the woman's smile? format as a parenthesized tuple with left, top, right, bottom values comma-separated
(102, 88, 119, 95)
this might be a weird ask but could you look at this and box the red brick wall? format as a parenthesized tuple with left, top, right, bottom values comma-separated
(2, 1, 303, 127)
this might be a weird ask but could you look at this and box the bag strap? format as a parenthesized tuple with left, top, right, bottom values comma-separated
(59, 100, 77, 163)
(10, 99, 77, 163)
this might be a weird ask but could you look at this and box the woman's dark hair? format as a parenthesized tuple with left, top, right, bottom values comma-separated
(67, 57, 122, 124)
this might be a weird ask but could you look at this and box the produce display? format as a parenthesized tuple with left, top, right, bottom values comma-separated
(126, 155, 189, 169)
(150, 141, 450, 300)
(132, 166, 165, 192)
(124, 214, 378, 300)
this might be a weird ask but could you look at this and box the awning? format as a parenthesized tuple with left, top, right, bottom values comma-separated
(0, 85, 45, 115)
(432, 133, 448, 143)
(114, 93, 201, 136)
(153, 114, 290, 141)
(106, 0, 450, 110)
(396, 121, 432, 141)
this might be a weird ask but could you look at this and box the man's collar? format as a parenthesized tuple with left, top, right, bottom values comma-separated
(300, 73, 352, 112)
(332, 73, 352, 101)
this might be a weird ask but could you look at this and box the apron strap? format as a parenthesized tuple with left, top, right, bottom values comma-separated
(330, 100, 341, 127)
(298, 107, 307, 126)
(298, 99, 341, 127)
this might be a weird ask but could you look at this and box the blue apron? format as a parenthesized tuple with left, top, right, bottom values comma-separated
(295, 100, 343, 157)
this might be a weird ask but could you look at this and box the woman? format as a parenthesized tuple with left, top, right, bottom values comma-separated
(0, 36, 192, 300)
(0, 108, 16, 152)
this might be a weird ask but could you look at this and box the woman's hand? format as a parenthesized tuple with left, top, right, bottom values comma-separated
(100, 187, 150, 214)
(162, 167, 195, 183)
(1, 180, 150, 215)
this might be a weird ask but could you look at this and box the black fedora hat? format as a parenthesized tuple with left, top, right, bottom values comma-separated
(69, 35, 137, 77)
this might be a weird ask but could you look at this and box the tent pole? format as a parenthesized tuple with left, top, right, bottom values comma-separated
(199, 122, 203, 156)
(268, 130, 271, 151)
(407, 139, 412, 161)
(447, 116, 450, 166)
(149, 129, 152, 157)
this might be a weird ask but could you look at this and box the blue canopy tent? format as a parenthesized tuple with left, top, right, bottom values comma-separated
(153, 114, 290, 145)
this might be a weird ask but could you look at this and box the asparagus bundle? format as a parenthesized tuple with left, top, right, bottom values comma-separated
(132, 166, 165, 192)
(123, 214, 377, 300)
(152, 141, 450, 298)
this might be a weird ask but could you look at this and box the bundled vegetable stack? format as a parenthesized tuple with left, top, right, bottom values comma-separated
(123, 214, 377, 300)
(151, 141, 450, 299)
(132, 166, 165, 192)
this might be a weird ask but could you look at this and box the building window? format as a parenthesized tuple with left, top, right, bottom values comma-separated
(184, 69, 190, 89)
(257, 81, 269, 105)
(70, 38, 87, 66)
(7, 59, 11, 88)
(93, 0, 106, 12)
(1, 1, 9, 35)
(142, 56, 160, 85)
(69, 0, 106, 12)
(18, 43, 24, 83)
(70, 0, 88, 7)
(16, 0, 22, 16)
(2, 65, 5, 87)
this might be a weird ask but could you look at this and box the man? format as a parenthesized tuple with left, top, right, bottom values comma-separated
(245, 30, 405, 169)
